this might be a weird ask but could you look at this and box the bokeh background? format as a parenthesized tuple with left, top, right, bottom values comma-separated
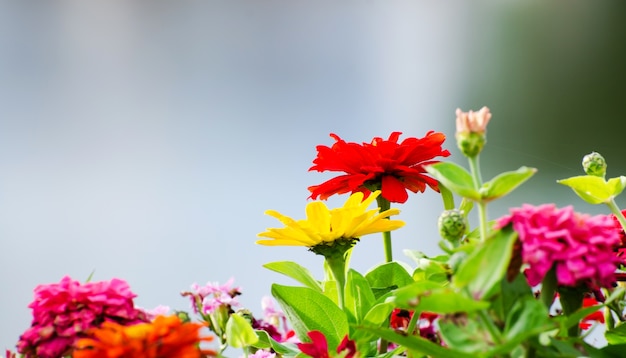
(1, 1, 625, 351)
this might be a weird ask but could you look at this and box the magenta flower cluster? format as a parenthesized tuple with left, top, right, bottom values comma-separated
(497, 204, 622, 289)
(16, 276, 145, 358)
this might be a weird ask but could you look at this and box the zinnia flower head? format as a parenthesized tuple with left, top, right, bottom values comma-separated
(455, 106, 491, 134)
(455, 107, 491, 158)
(73, 315, 215, 358)
(16, 276, 146, 358)
(496, 204, 621, 289)
(308, 131, 450, 203)
(256, 191, 404, 257)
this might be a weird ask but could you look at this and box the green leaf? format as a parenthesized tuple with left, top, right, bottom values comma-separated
(480, 166, 536, 202)
(355, 325, 475, 358)
(504, 297, 552, 342)
(605, 322, 626, 344)
(344, 269, 376, 324)
(225, 313, 259, 348)
(439, 182, 456, 210)
(557, 175, 626, 204)
(425, 162, 481, 201)
(438, 318, 491, 354)
(494, 272, 534, 322)
(453, 226, 518, 299)
(271, 284, 348, 350)
(350, 301, 395, 343)
(392, 283, 489, 313)
(365, 262, 414, 292)
(252, 330, 299, 355)
(263, 261, 322, 291)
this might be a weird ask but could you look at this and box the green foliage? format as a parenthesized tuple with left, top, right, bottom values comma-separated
(426, 163, 536, 203)
(271, 284, 349, 350)
(225, 313, 259, 348)
(558, 175, 626, 204)
(453, 226, 518, 300)
(263, 261, 323, 292)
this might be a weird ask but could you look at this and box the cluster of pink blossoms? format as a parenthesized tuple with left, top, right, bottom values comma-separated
(16, 276, 146, 358)
(497, 204, 622, 289)
(181, 278, 241, 315)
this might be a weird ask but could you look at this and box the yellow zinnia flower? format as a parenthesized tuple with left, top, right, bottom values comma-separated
(256, 191, 404, 251)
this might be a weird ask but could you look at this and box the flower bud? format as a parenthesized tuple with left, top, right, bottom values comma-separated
(455, 107, 491, 158)
(438, 209, 466, 245)
(175, 310, 191, 323)
(582, 151, 606, 177)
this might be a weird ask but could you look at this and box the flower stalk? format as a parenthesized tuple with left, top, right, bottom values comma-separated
(376, 195, 393, 262)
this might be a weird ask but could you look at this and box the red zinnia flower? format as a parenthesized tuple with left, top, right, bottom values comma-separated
(308, 131, 450, 204)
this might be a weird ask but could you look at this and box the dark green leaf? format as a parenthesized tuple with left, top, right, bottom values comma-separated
(253, 330, 299, 355)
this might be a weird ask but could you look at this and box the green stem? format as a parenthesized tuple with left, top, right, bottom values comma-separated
(376, 195, 393, 262)
(558, 286, 584, 337)
(468, 155, 488, 241)
(325, 255, 348, 309)
(406, 310, 421, 335)
(541, 267, 558, 310)
(607, 199, 626, 231)
(477, 309, 503, 345)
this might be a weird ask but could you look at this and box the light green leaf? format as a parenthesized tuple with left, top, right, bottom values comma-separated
(225, 313, 258, 348)
(480, 166, 536, 202)
(263, 261, 322, 291)
(425, 162, 481, 201)
(453, 226, 518, 300)
(271, 284, 348, 350)
(557, 175, 626, 204)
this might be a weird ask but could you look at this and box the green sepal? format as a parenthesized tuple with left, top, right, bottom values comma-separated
(480, 166, 536, 202)
(557, 175, 626, 204)
(263, 261, 322, 291)
(225, 313, 259, 348)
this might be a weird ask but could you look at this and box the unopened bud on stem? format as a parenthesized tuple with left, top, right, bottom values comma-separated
(582, 152, 606, 177)
(438, 209, 466, 245)
(455, 106, 491, 158)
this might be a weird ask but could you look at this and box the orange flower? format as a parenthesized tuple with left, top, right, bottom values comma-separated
(73, 315, 215, 358)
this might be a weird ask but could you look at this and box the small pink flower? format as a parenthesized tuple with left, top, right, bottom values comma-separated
(247, 350, 276, 358)
(455, 106, 491, 133)
(497, 204, 621, 289)
(181, 278, 241, 315)
(16, 276, 145, 358)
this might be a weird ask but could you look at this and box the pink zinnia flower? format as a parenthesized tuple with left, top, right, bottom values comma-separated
(497, 204, 621, 289)
(16, 276, 145, 358)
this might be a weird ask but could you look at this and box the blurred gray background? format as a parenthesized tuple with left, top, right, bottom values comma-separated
(1, 1, 625, 351)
